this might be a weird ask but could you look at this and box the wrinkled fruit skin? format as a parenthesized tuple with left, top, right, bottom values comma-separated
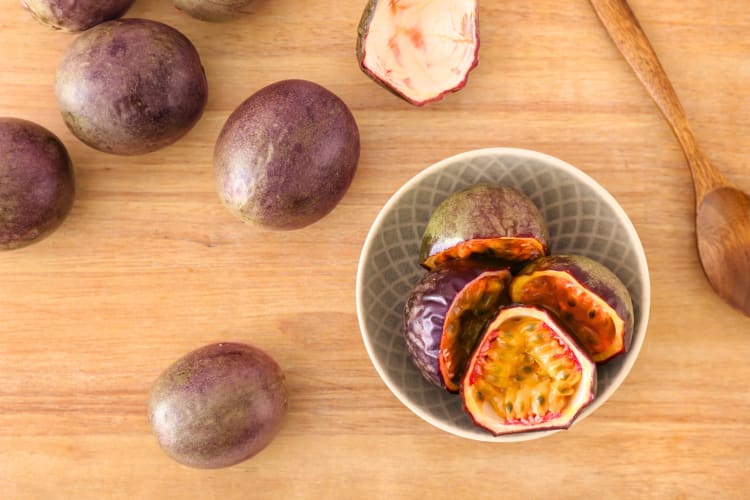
(55, 18, 208, 156)
(461, 304, 597, 436)
(0, 118, 75, 250)
(510, 254, 634, 363)
(402, 267, 510, 390)
(173, 0, 256, 22)
(214, 79, 360, 230)
(149, 342, 288, 469)
(22, 0, 134, 32)
(420, 184, 549, 270)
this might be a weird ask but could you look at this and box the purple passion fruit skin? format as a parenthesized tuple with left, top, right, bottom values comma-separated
(510, 254, 634, 364)
(462, 304, 597, 436)
(403, 267, 511, 391)
(0, 118, 75, 251)
(420, 184, 549, 271)
(55, 18, 208, 156)
(356, 0, 479, 106)
(148, 342, 288, 469)
(22, 0, 134, 32)
(173, 0, 257, 22)
(214, 79, 360, 230)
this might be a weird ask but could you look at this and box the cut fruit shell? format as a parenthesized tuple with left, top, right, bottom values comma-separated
(420, 184, 549, 271)
(402, 267, 511, 390)
(422, 236, 546, 272)
(438, 268, 512, 392)
(356, 0, 480, 106)
(461, 304, 597, 436)
(510, 254, 634, 363)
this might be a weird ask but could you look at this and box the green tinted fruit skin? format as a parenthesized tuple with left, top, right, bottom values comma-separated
(55, 19, 208, 155)
(0, 118, 75, 250)
(513, 254, 634, 359)
(419, 184, 549, 264)
(214, 79, 360, 230)
(22, 0, 134, 32)
(148, 342, 288, 469)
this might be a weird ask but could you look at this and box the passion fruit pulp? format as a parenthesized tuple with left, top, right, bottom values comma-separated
(461, 305, 596, 436)
(403, 267, 511, 390)
(420, 184, 549, 271)
(510, 254, 634, 363)
(356, 0, 479, 106)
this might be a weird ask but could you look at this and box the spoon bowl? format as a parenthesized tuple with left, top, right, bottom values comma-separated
(589, 0, 750, 316)
(696, 187, 750, 313)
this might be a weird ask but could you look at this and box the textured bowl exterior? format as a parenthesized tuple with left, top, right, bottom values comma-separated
(356, 148, 650, 442)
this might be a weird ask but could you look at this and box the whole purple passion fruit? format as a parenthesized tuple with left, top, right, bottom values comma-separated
(0, 118, 75, 251)
(55, 18, 208, 155)
(173, 0, 256, 22)
(509, 254, 634, 363)
(148, 342, 288, 469)
(22, 0, 134, 32)
(403, 267, 511, 391)
(357, 0, 479, 106)
(214, 79, 360, 230)
(420, 184, 549, 271)
(462, 304, 596, 436)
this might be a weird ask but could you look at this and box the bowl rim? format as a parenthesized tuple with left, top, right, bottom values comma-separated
(355, 147, 651, 441)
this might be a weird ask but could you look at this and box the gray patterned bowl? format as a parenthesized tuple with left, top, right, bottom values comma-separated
(356, 148, 650, 442)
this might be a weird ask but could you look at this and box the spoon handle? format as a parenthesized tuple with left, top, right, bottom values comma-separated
(588, 0, 726, 200)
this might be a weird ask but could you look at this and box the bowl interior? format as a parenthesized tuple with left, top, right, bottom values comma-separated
(356, 148, 650, 442)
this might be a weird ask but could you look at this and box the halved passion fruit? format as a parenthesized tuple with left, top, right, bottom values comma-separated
(403, 267, 511, 390)
(420, 184, 549, 271)
(509, 254, 634, 363)
(356, 0, 479, 106)
(462, 304, 596, 436)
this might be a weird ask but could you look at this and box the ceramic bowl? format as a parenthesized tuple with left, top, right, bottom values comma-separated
(355, 147, 650, 442)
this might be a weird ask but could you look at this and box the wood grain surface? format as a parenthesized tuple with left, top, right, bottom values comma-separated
(1, 0, 749, 498)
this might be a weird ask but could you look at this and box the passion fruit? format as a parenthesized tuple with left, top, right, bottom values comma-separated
(461, 304, 596, 436)
(509, 254, 634, 363)
(55, 18, 208, 155)
(214, 79, 360, 230)
(22, 0, 134, 32)
(356, 0, 479, 106)
(403, 267, 511, 391)
(173, 0, 256, 22)
(420, 184, 549, 271)
(148, 342, 288, 469)
(0, 118, 75, 251)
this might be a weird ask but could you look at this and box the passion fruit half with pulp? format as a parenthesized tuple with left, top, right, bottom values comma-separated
(462, 304, 596, 436)
(509, 254, 634, 363)
(420, 184, 549, 271)
(403, 267, 511, 391)
(356, 0, 479, 106)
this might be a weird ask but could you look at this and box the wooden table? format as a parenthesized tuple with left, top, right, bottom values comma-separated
(2, 1, 749, 497)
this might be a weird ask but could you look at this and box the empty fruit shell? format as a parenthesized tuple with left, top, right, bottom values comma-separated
(356, 0, 480, 106)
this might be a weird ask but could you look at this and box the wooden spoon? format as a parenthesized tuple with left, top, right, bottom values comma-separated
(588, 0, 750, 316)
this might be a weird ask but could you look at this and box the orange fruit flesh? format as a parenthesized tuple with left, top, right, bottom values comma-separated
(511, 270, 625, 363)
(466, 316, 583, 424)
(423, 237, 545, 270)
(439, 271, 508, 392)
